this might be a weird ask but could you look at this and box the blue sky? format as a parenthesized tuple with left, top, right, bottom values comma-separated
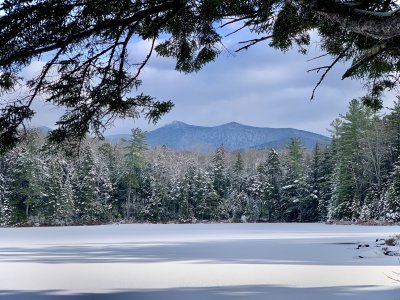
(27, 30, 396, 137)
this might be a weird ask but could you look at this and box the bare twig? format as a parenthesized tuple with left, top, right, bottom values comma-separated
(236, 35, 273, 52)
(124, 36, 156, 90)
(309, 45, 351, 100)
(307, 66, 330, 73)
(117, 27, 136, 95)
(307, 53, 330, 62)
(29, 47, 65, 103)
(225, 23, 249, 37)
(220, 16, 249, 28)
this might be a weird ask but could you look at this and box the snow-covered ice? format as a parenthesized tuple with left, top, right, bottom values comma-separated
(0, 223, 399, 299)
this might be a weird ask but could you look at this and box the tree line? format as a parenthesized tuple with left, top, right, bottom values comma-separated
(1, 98, 400, 226)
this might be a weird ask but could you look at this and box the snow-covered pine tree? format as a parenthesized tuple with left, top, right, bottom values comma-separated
(98, 142, 125, 219)
(211, 144, 227, 199)
(317, 145, 334, 221)
(6, 133, 46, 224)
(142, 180, 167, 223)
(0, 166, 5, 223)
(95, 156, 113, 223)
(244, 168, 265, 222)
(330, 100, 372, 220)
(189, 168, 204, 221)
(43, 155, 75, 225)
(176, 169, 196, 223)
(198, 170, 219, 221)
(123, 128, 148, 220)
(359, 113, 391, 221)
(226, 190, 243, 222)
(298, 154, 317, 222)
(264, 149, 283, 221)
(142, 160, 171, 223)
(0, 154, 12, 225)
(384, 159, 400, 222)
(303, 143, 333, 222)
(234, 152, 244, 172)
(281, 137, 306, 222)
(73, 143, 100, 224)
(179, 163, 214, 222)
(210, 144, 228, 218)
(230, 151, 246, 193)
(385, 97, 400, 166)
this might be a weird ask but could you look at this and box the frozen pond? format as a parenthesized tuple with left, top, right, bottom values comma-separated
(0, 223, 399, 299)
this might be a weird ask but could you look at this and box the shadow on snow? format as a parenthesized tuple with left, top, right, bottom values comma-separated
(0, 284, 399, 300)
(0, 238, 389, 265)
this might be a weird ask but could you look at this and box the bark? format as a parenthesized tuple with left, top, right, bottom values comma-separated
(342, 41, 388, 79)
(310, 0, 400, 39)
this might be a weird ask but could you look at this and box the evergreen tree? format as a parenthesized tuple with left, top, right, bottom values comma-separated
(142, 159, 171, 223)
(73, 143, 100, 224)
(227, 190, 245, 222)
(245, 168, 265, 222)
(233, 152, 244, 173)
(360, 115, 389, 220)
(330, 99, 372, 220)
(384, 159, 400, 222)
(98, 142, 125, 219)
(317, 145, 334, 220)
(211, 144, 228, 208)
(281, 137, 305, 221)
(44, 155, 75, 225)
(385, 97, 400, 165)
(199, 170, 219, 221)
(6, 133, 46, 224)
(304, 143, 333, 222)
(142, 179, 168, 223)
(95, 157, 113, 222)
(264, 149, 283, 221)
(0, 155, 11, 225)
(169, 162, 218, 222)
(230, 151, 246, 192)
(170, 173, 192, 222)
(123, 128, 148, 219)
(0, 167, 5, 223)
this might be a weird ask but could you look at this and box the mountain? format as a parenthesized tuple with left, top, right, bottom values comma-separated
(30, 126, 52, 135)
(118, 121, 330, 150)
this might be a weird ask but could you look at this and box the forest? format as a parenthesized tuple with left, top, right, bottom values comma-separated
(1, 98, 400, 226)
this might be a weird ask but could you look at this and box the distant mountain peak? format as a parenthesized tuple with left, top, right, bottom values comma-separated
(30, 126, 52, 134)
(220, 121, 244, 128)
(165, 120, 189, 127)
(145, 121, 331, 151)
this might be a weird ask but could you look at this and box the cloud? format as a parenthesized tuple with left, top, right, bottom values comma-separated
(25, 33, 396, 137)
(20, 60, 46, 80)
(114, 39, 368, 136)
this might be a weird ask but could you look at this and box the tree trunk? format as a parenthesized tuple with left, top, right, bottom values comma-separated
(310, 0, 400, 39)
(126, 187, 131, 220)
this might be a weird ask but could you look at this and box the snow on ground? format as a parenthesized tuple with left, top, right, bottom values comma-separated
(0, 223, 399, 299)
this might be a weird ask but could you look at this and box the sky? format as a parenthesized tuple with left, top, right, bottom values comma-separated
(27, 29, 397, 137)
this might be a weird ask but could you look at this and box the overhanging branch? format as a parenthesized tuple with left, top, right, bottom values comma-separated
(310, 0, 400, 39)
